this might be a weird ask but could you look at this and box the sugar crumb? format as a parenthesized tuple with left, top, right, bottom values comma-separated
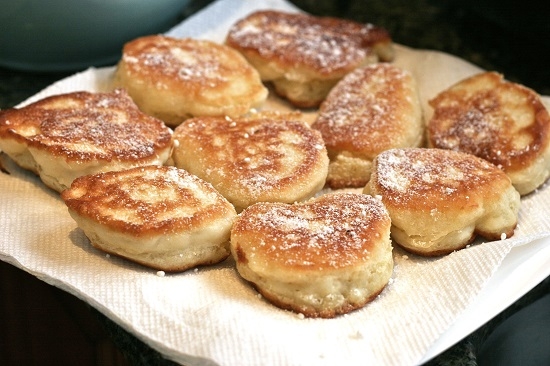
(349, 330, 364, 340)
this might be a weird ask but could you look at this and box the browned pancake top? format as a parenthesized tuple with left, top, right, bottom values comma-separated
(428, 72, 550, 172)
(371, 148, 510, 210)
(232, 193, 390, 271)
(119, 35, 262, 95)
(0, 89, 172, 162)
(226, 10, 392, 76)
(173, 114, 327, 200)
(312, 63, 417, 156)
(61, 165, 234, 236)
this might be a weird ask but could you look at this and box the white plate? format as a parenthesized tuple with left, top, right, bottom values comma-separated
(421, 236, 550, 362)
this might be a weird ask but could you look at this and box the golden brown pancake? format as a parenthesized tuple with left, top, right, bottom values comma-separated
(363, 148, 521, 256)
(226, 10, 394, 108)
(230, 192, 393, 318)
(171, 112, 329, 212)
(0, 89, 172, 192)
(312, 63, 423, 189)
(427, 71, 550, 195)
(114, 35, 268, 126)
(61, 165, 237, 272)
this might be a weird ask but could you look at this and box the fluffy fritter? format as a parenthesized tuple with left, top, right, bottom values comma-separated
(312, 63, 423, 189)
(226, 10, 394, 108)
(114, 35, 268, 126)
(171, 112, 329, 212)
(61, 165, 237, 272)
(427, 71, 550, 195)
(230, 192, 393, 318)
(363, 148, 521, 256)
(0, 89, 172, 192)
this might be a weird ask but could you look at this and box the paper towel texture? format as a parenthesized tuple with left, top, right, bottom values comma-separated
(1, 1, 550, 365)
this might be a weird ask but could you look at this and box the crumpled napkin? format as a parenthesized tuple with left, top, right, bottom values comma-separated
(1, 0, 550, 365)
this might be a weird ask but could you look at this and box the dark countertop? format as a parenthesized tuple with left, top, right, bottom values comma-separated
(1, 0, 548, 110)
(1, 0, 548, 365)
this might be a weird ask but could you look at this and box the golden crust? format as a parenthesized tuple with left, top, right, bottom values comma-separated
(232, 193, 391, 270)
(61, 165, 237, 271)
(226, 10, 394, 107)
(226, 10, 394, 78)
(230, 192, 393, 318)
(364, 148, 521, 256)
(427, 72, 550, 195)
(171, 112, 329, 212)
(114, 35, 268, 126)
(312, 63, 423, 189)
(0, 89, 173, 192)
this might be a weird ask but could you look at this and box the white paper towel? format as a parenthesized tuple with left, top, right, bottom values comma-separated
(1, 1, 550, 365)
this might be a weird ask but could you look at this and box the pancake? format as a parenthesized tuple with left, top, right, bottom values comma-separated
(230, 192, 393, 318)
(171, 111, 329, 212)
(312, 63, 423, 189)
(226, 10, 394, 108)
(427, 71, 550, 195)
(114, 35, 268, 126)
(61, 165, 237, 272)
(0, 89, 172, 192)
(363, 148, 521, 256)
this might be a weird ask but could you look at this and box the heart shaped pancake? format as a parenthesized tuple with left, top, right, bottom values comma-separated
(364, 148, 521, 256)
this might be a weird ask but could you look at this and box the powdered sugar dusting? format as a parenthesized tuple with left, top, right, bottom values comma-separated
(227, 10, 390, 74)
(11, 89, 172, 162)
(312, 63, 416, 153)
(174, 116, 327, 207)
(63, 166, 230, 235)
(428, 71, 550, 173)
(123, 36, 230, 86)
(235, 193, 390, 268)
(374, 148, 499, 199)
